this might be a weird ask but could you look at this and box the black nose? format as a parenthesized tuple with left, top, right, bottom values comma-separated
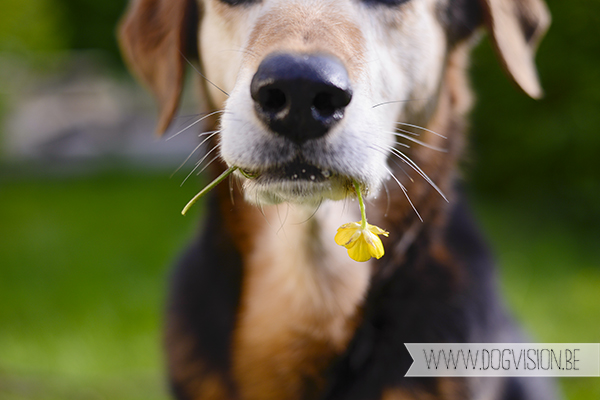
(250, 53, 353, 144)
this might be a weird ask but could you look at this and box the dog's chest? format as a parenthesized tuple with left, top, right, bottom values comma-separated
(231, 203, 371, 399)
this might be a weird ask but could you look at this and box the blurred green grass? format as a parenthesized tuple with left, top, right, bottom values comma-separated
(472, 193, 600, 399)
(0, 168, 203, 400)
(0, 168, 598, 399)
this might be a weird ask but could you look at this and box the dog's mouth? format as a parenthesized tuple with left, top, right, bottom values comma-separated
(241, 157, 332, 183)
(237, 157, 354, 205)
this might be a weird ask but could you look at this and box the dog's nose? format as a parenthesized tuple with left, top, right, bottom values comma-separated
(250, 53, 353, 144)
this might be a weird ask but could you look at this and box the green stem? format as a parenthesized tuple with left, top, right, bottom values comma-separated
(353, 180, 367, 229)
(181, 166, 238, 215)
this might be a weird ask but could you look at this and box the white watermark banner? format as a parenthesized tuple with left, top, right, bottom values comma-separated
(405, 343, 600, 377)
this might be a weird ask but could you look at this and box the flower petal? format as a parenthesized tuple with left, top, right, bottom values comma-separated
(363, 230, 385, 259)
(338, 222, 362, 230)
(367, 223, 389, 237)
(334, 222, 361, 247)
(347, 235, 373, 262)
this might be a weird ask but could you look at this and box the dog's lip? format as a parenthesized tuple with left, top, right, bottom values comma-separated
(240, 158, 334, 183)
(236, 158, 362, 204)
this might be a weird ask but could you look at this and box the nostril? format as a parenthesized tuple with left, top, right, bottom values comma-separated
(312, 88, 353, 119)
(259, 87, 287, 113)
(313, 92, 336, 117)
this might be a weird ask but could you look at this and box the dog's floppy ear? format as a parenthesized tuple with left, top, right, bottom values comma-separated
(119, 0, 199, 135)
(480, 0, 551, 98)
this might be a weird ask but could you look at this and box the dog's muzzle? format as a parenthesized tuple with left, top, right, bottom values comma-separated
(230, 52, 371, 206)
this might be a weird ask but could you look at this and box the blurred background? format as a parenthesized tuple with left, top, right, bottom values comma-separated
(0, 1, 598, 399)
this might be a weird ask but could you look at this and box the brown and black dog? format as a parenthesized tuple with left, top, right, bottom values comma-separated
(119, 0, 557, 399)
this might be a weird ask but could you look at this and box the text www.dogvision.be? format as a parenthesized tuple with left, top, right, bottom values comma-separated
(404, 344, 600, 377)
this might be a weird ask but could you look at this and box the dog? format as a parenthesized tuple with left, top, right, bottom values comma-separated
(119, 0, 556, 399)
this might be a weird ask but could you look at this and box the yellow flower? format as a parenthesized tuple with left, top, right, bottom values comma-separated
(335, 221, 389, 262)
(335, 181, 389, 262)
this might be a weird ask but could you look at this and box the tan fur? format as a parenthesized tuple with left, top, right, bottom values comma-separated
(244, 2, 365, 79)
(208, 175, 371, 400)
(232, 202, 370, 399)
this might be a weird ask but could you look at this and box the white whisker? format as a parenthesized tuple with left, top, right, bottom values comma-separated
(370, 142, 447, 203)
(293, 199, 323, 225)
(179, 50, 230, 98)
(258, 195, 269, 225)
(220, 47, 259, 60)
(181, 143, 220, 186)
(167, 110, 224, 141)
(228, 173, 235, 205)
(388, 129, 447, 152)
(395, 122, 447, 139)
(172, 130, 221, 176)
(197, 154, 220, 175)
(388, 136, 411, 148)
(385, 146, 448, 202)
(381, 179, 391, 218)
(367, 144, 414, 183)
(371, 99, 414, 108)
(385, 167, 423, 222)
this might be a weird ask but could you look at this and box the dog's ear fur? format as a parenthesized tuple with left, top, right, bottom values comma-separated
(119, 0, 199, 135)
(480, 0, 551, 98)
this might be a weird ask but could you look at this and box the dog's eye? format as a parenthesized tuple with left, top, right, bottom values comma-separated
(218, 0, 258, 5)
(362, 0, 410, 6)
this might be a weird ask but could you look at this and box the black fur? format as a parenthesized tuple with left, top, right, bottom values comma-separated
(440, 0, 484, 45)
(167, 194, 243, 398)
(167, 188, 534, 398)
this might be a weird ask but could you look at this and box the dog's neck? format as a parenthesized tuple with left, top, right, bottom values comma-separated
(223, 200, 370, 398)
(209, 44, 470, 400)
(214, 177, 370, 397)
